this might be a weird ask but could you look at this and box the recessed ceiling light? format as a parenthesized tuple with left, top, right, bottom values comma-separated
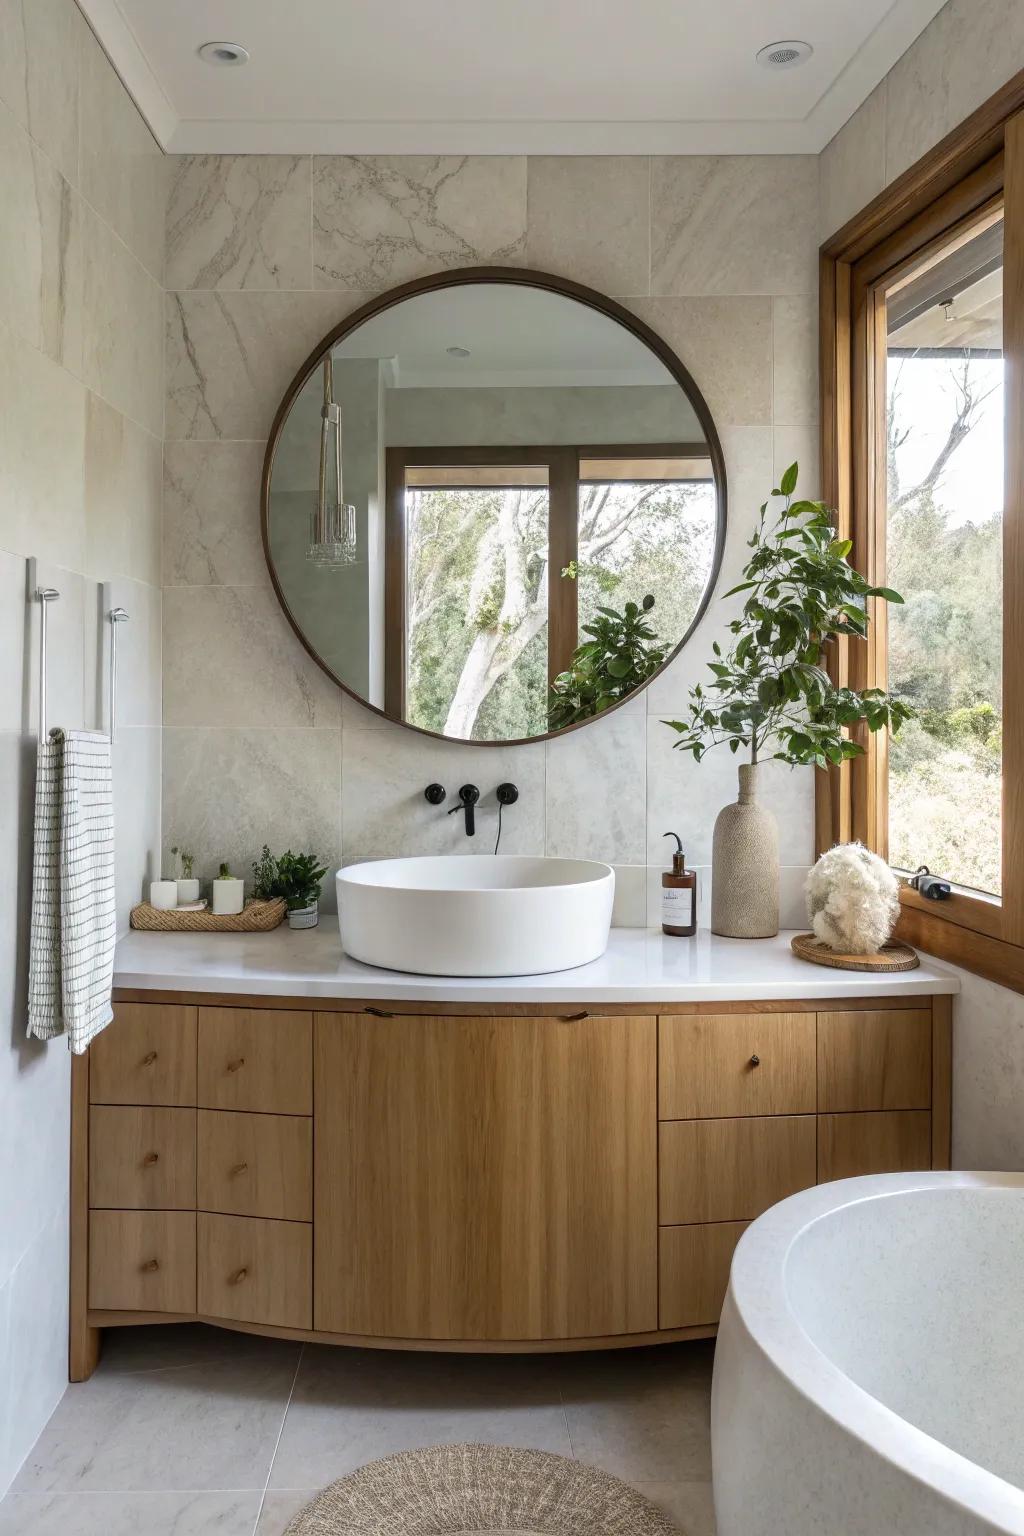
(446, 345, 471, 358)
(756, 39, 813, 70)
(198, 41, 249, 66)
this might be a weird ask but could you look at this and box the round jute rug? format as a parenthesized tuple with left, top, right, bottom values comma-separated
(283, 1444, 681, 1535)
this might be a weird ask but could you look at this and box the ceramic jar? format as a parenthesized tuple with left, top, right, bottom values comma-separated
(212, 877, 245, 916)
(711, 761, 780, 938)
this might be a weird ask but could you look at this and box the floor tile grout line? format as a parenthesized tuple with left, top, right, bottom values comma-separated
(254, 1341, 305, 1531)
(557, 1384, 576, 1460)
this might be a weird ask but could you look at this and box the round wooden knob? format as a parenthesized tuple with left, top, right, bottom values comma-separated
(230, 1162, 248, 1177)
(229, 1267, 248, 1286)
(143, 1151, 159, 1166)
(227, 1057, 245, 1073)
(142, 1051, 158, 1066)
(140, 1258, 159, 1273)
(749, 1054, 761, 1067)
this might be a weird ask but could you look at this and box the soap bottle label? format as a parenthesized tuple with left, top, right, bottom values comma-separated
(662, 887, 691, 925)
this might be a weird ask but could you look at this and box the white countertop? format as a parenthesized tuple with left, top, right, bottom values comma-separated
(113, 926, 959, 1004)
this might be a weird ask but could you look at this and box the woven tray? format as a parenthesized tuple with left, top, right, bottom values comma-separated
(791, 932, 919, 972)
(130, 898, 287, 932)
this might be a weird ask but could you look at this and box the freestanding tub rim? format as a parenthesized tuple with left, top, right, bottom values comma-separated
(725, 1171, 1024, 1536)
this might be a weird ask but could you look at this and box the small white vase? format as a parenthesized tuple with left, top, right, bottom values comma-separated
(287, 903, 318, 930)
(211, 877, 244, 916)
(149, 880, 178, 911)
(176, 878, 200, 904)
(711, 762, 780, 938)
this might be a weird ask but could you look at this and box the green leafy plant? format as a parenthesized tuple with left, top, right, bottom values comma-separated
(272, 851, 328, 912)
(664, 464, 914, 769)
(250, 845, 327, 908)
(171, 846, 195, 879)
(548, 595, 667, 729)
(216, 862, 235, 880)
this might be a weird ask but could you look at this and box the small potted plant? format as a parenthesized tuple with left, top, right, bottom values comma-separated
(211, 861, 244, 916)
(171, 846, 199, 905)
(274, 850, 328, 929)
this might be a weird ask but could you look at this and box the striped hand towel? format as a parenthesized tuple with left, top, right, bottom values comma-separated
(28, 729, 116, 1053)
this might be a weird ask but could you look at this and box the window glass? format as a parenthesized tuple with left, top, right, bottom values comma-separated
(886, 215, 1003, 895)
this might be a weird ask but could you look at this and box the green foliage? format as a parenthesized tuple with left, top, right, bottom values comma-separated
(170, 846, 195, 879)
(548, 595, 666, 729)
(251, 846, 327, 910)
(664, 464, 914, 769)
(216, 862, 233, 880)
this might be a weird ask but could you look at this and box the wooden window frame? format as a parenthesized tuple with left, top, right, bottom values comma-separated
(820, 68, 1024, 991)
(384, 441, 710, 722)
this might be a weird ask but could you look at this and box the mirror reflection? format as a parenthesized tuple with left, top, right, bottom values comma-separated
(265, 279, 725, 743)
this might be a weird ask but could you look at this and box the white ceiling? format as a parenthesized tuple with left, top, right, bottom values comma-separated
(79, 0, 948, 156)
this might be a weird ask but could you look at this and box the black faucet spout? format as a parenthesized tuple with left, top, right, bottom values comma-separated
(447, 783, 480, 836)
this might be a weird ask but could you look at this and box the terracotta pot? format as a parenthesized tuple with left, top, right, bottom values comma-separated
(711, 761, 780, 938)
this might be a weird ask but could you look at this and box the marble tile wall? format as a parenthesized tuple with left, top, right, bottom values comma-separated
(819, 0, 1024, 240)
(0, 0, 165, 1496)
(161, 152, 820, 921)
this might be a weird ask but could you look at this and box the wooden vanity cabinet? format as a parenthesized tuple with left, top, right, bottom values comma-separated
(73, 989, 951, 1379)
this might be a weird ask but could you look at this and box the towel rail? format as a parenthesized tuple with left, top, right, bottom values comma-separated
(107, 606, 130, 743)
(33, 578, 60, 747)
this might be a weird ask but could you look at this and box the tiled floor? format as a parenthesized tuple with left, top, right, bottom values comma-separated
(0, 1325, 717, 1534)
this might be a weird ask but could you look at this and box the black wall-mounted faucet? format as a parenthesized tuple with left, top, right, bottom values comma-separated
(447, 783, 480, 837)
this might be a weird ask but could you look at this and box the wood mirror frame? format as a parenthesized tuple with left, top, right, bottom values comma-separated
(260, 265, 728, 747)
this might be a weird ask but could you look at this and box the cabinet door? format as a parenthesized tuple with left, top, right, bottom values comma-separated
(198, 1008, 312, 1115)
(818, 1110, 932, 1180)
(314, 1012, 657, 1341)
(659, 1012, 816, 1119)
(659, 1115, 816, 1225)
(817, 1009, 932, 1112)
(90, 1004, 196, 1106)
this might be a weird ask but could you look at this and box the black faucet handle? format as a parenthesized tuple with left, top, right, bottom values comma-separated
(496, 782, 518, 806)
(458, 784, 480, 805)
(424, 783, 446, 805)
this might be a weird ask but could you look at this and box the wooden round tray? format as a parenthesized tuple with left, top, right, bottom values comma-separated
(791, 933, 919, 972)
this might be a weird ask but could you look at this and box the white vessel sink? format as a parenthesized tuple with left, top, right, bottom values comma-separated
(337, 855, 615, 977)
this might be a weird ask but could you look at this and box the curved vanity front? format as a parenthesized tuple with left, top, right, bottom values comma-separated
(71, 930, 958, 1380)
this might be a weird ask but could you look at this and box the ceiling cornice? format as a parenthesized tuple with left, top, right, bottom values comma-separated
(77, 0, 947, 159)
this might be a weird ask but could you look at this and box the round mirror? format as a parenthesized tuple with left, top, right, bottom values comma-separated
(262, 269, 726, 744)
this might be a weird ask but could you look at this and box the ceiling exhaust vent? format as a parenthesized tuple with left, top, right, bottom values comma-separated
(756, 40, 813, 70)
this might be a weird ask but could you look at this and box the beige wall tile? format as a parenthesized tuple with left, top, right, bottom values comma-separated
(819, 85, 886, 242)
(627, 297, 772, 426)
(81, 202, 164, 438)
(313, 155, 526, 291)
(545, 700, 646, 863)
(651, 156, 818, 297)
(772, 296, 818, 428)
(0, 0, 79, 185)
(163, 441, 269, 587)
(78, 22, 165, 282)
(165, 290, 360, 440)
(0, 324, 86, 567)
(773, 425, 821, 502)
(84, 393, 162, 586)
(341, 723, 545, 858)
(526, 157, 650, 297)
(167, 155, 312, 291)
(163, 586, 341, 728)
(0, 106, 83, 372)
(162, 727, 341, 901)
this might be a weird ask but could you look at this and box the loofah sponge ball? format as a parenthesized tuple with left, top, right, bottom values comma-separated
(805, 842, 900, 955)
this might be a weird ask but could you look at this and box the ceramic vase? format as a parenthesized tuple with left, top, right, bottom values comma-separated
(212, 877, 244, 916)
(176, 878, 200, 904)
(711, 761, 779, 938)
(287, 903, 319, 930)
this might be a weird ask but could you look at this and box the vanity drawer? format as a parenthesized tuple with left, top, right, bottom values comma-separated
(658, 1013, 816, 1120)
(659, 1115, 816, 1224)
(88, 1210, 196, 1312)
(90, 1004, 197, 1106)
(817, 1009, 932, 1112)
(198, 1213, 312, 1329)
(89, 1106, 196, 1210)
(198, 1009, 312, 1115)
(659, 1221, 748, 1329)
(197, 1111, 312, 1221)
(818, 1110, 932, 1181)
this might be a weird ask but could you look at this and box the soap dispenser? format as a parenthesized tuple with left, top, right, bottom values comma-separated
(661, 832, 697, 936)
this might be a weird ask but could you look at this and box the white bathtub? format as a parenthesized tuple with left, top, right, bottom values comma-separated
(713, 1172, 1024, 1536)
